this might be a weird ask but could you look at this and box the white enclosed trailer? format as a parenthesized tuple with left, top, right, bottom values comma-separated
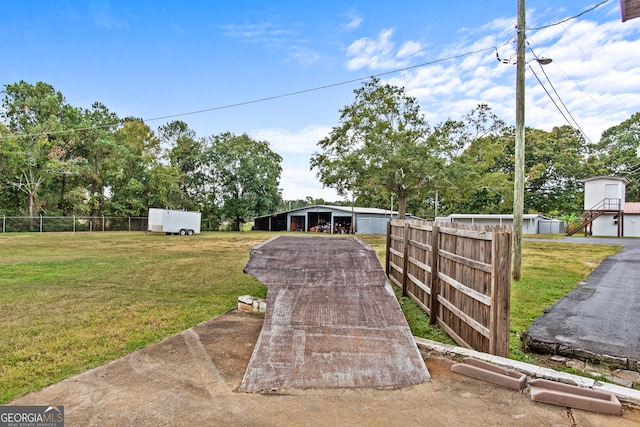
(147, 208, 201, 235)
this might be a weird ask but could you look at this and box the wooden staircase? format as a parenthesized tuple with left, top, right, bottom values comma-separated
(567, 198, 622, 237)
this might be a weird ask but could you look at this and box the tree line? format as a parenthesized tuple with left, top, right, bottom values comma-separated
(312, 77, 640, 219)
(1, 79, 638, 228)
(0, 81, 282, 230)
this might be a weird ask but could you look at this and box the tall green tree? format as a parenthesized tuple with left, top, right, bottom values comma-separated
(0, 81, 82, 216)
(107, 118, 163, 216)
(159, 120, 202, 209)
(522, 126, 587, 214)
(450, 123, 589, 216)
(76, 102, 122, 215)
(203, 132, 282, 231)
(593, 112, 640, 201)
(446, 132, 513, 215)
(310, 77, 446, 219)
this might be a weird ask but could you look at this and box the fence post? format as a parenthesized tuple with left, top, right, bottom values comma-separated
(40, 215, 43, 232)
(401, 222, 410, 297)
(385, 221, 392, 276)
(490, 227, 512, 357)
(2, 215, 5, 233)
(429, 224, 440, 325)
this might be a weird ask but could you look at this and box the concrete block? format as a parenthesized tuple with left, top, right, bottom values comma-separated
(495, 358, 541, 377)
(238, 295, 256, 305)
(413, 337, 455, 355)
(451, 346, 485, 359)
(238, 295, 267, 313)
(529, 379, 622, 416)
(451, 358, 527, 391)
(254, 299, 267, 313)
(613, 369, 640, 385)
(238, 302, 254, 312)
(594, 381, 640, 406)
(605, 376, 633, 388)
(535, 367, 595, 388)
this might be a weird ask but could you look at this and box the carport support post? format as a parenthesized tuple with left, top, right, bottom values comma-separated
(429, 225, 440, 325)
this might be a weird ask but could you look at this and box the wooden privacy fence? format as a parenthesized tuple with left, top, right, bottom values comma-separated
(386, 220, 512, 357)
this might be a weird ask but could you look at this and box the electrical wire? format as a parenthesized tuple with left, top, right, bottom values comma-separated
(526, 43, 592, 143)
(534, 62, 592, 143)
(526, 0, 610, 31)
(528, 63, 594, 145)
(528, 64, 573, 128)
(0, 46, 496, 141)
(0, 1, 619, 142)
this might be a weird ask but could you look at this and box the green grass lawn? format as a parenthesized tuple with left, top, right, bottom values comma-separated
(0, 231, 273, 402)
(0, 231, 621, 402)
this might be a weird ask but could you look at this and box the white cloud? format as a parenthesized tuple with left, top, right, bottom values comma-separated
(280, 168, 342, 201)
(252, 125, 332, 155)
(89, 0, 129, 29)
(289, 47, 322, 68)
(221, 22, 296, 42)
(397, 40, 423, 59)
(346, 28, 413, 70)
(250, 126, 340, 201)
(343, 14, 363, 31)
(365, 12, 640, 144)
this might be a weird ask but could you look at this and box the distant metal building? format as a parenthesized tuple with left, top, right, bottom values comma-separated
(573, 176, 640, 237)
(253, 205, 419, 234)
(435, 213, 565, 235)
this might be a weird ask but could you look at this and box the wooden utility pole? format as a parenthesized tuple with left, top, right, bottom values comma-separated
(513, 0, 526, 281)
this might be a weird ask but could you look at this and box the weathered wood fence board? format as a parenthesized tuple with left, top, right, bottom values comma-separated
(386, 220, 512, 357)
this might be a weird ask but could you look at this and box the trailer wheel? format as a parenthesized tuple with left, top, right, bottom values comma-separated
(179, 229, 187, 236)
(187, 229, 194, 236)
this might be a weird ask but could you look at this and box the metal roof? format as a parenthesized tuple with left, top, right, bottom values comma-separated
(625, 202, 640, 214)
(443, 214, 549, 220)
(581, 176, 630, 183)
(255, 204, 406, 219)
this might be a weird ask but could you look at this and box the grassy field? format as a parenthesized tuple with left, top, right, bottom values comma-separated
(0, 231, 620, 403)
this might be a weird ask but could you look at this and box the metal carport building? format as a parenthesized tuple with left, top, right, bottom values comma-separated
(253, 205, 419, 235)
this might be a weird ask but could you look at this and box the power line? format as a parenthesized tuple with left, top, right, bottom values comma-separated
(526, 0, 610, 31)
(527, 63, 592, 144)
(0, 46, 496, 141)
(527, 42, 592, 143)
(534, 61, 591, 143)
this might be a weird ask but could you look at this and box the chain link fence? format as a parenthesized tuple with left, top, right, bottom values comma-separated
(1, 216, 222, 233)
(1, 216, 148, 233)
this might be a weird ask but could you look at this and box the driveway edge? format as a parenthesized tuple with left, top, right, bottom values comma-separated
(415, 337, 640, 406)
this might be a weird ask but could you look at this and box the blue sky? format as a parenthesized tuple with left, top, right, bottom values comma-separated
(2, 1, 640, 201)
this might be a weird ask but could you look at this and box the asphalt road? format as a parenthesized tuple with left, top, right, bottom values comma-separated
(524, 237, 640, 368)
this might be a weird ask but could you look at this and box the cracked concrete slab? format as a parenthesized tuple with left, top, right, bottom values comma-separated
(9, 310, 640, 426)
(239, 236, 429, 392)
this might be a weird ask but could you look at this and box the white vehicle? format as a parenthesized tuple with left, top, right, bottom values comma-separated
(147, 208, 201, 235)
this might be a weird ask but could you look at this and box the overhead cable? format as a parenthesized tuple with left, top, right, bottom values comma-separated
(0, 46, 496, 141)
(527, 42, 592, 143)
(526, 0, 610, 31)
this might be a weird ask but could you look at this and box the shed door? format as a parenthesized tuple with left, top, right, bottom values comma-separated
(605, 184, 618, 198)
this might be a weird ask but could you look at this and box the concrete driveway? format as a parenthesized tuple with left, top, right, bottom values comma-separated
(524, 237, 640, 370)
(10, 310, 640, 426)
